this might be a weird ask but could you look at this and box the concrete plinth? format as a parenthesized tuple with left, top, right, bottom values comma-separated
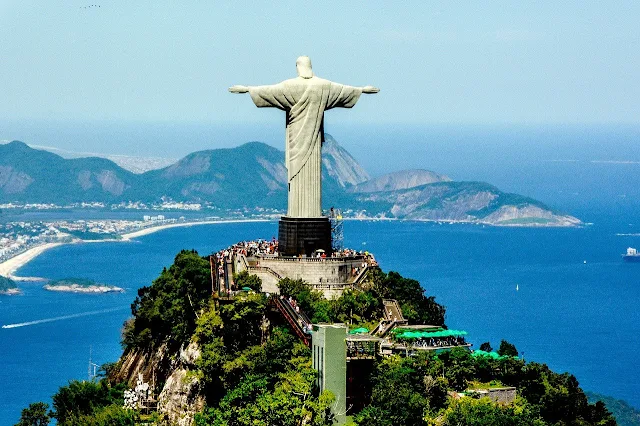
(278, 216, 332, 257)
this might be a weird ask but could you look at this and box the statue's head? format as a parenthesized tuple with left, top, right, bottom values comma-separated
(296, 56, 313, 79)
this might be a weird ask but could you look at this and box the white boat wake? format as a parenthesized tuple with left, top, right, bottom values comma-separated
(2, 307, 128, 329)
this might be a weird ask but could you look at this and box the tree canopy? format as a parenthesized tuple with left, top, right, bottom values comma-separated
(22, 249, 619, 426)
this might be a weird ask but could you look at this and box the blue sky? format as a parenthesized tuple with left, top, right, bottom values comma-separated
(1, 1, 639, 126)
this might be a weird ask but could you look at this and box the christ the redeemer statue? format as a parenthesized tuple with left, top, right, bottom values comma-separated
(230, 56, 379, 219)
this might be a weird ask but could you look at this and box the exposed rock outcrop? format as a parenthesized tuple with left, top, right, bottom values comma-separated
(322, 134, 370, 187)
(157, 342, 205, 426)
(114, 341, 204, 426)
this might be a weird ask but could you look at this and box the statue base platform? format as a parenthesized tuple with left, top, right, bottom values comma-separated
(278, 216, 332, 257)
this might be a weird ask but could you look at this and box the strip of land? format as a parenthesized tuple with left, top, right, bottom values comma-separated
(0, 219, 270, 280)
(0, 243, 64, 280)
(120, 219, 269, 240)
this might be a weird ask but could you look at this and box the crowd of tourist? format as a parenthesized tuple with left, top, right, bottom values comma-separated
(409, 336, 467, 349)
(209, 238, 379, 292)
(209, 239, 279, 289)
(279, 295, 313, 334)
(347, 340, 377, 358)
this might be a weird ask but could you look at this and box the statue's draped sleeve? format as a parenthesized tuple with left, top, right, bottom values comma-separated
(248, 83, 294, 111)
(325, 82, 362, 110)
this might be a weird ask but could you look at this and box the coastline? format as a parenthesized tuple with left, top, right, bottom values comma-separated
(0, 215, 575, 282)
(0, 242, 64, 280)
(120, 219, 270, 240)
(0, 219, 271, 280)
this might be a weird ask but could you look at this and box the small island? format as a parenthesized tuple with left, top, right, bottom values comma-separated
(0, 275, 20, 295)
(43, 278, 124, 294)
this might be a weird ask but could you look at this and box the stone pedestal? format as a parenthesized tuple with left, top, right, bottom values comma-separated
(278, 216, 332, 257)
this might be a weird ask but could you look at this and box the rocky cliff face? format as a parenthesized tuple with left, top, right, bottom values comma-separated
(157, 342, 205, 426)
(114, 342, 204, 426)
(0, 165, 33, 194)
(322, 134, 370, 187)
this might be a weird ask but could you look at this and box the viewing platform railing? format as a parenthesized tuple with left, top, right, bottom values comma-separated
(257, 254, 366, 263)
(248, 265, 283, 281)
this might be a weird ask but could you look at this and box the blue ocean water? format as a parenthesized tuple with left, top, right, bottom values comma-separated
(1, 218, 639, 423)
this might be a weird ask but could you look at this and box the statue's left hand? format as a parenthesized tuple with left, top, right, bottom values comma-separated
(362, 86, 380, 94)
(229, 85, 249, 93)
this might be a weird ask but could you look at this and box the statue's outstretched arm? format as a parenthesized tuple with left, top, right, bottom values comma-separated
(362, 86, 380, 94)
(229, 85, 249, 93)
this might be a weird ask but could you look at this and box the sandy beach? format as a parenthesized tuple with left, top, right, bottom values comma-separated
(0, 242, 64, 280)
(120, 219, 269, 240)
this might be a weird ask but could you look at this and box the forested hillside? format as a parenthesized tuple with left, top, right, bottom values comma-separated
(15, 250, 617, 425)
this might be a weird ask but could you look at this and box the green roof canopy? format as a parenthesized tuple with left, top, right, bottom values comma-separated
(349, 327, 369, 334)
(394, 329, 469, 340)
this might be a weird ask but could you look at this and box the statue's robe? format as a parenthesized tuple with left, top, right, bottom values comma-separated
(249, 77, 362, 217)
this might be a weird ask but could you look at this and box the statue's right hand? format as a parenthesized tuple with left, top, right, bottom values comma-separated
(229, 85, 249, 94)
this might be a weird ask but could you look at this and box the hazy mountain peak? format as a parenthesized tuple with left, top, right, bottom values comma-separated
(0, 135, 579, 226)
(322, 133, 370, 187)
(6, 140, 29, 149)
(350, 169, 451, 193)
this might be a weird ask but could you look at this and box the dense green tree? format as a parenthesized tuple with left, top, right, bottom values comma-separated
(479, 341, 493, 352)
(219, 292, 267, 353)
(277, 272, 444, 327)
(43, 249, 618, 426)
(15, 402, 50, 426)
(441, 398, 545, 426)
(63, 405, 138, 426)
(437, 347, 476, 391)
(277, 278, 330, 322)
(123, 250, 212, 349)
(234, 270, 262, 292)
(360, 356, 429, 425)
(195, 335, 333, 426)
(464, 356, 617, 426)
(473, 353, 499, 383)
(195, 387, 335, 426)
(330, 289, 381, 325)
(497, 339, 518, 357)
(51, 379, 126, 425)
(586, 392, 640, 426)
(371, 270, 445, 326)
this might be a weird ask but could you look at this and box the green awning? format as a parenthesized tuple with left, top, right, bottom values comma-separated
(395, 329, 468, 339)
(349, 327, 369, 334)
(241, 286, 253, 291)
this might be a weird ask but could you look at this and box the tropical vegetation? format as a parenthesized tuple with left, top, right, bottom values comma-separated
(17, 250, 622, 425)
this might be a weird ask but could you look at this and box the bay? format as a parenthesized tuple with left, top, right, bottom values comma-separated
(1, 218, 639, 424)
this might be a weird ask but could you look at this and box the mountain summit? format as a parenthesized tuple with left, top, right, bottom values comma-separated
(0, 137, 579, 225)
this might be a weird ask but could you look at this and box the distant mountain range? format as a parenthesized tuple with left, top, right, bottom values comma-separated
(0, 135, 580, 225)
